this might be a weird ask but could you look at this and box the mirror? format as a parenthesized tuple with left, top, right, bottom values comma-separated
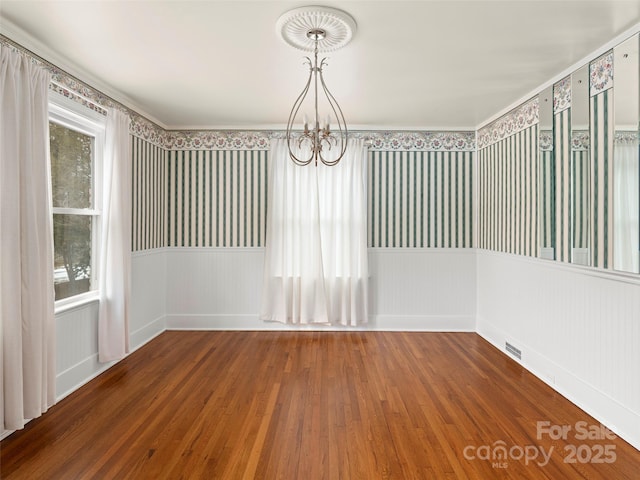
(570, 65, 590, 265)
(613, 34, 640, 273)
(539, 86, 555, 259)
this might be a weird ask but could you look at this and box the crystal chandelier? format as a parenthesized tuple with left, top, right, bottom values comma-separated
(276, 7, 356, 166)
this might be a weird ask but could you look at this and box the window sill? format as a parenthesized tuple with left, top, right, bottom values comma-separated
(54, 291, 100, 315)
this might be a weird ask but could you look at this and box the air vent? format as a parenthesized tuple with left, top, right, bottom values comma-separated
(505, 342, 522, 360)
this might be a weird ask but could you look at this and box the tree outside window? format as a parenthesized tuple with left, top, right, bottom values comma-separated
(50, 121, 95, 300)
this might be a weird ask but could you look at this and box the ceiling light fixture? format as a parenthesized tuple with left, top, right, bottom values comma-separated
(276, 6, 356, 166)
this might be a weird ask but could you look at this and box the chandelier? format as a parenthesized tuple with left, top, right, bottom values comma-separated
(276, 6, 356, 166)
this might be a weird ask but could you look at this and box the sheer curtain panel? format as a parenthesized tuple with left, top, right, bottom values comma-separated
(98, 109, 132, 362)
(0, 46, 56, 430)
(261, 138, 368, 326)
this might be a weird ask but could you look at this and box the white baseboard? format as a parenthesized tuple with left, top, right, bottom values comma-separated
(477, 315, 640, 451)
(371, 314, 475, 331)
(56, 315, 167, 402)
(56, 354, 117, 402)
(129, 315, 166, 350)
(166, 313, 475, 331)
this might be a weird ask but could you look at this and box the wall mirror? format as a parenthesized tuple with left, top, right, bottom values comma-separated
(539, 86, 555, 260)
(613, 33, 640, 273)
(570, 65, 590, 266)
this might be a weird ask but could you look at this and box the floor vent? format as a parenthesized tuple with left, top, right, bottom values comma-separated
(505, 342, 522, 360)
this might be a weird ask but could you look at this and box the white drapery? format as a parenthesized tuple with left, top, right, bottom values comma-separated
(613, 141, 640, 273)
(98, 109, 132, 362)
(260, 138, 368, 326)
(0, 46, 56, 430)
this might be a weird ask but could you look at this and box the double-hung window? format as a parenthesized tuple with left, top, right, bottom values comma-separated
(49, 93, 105, 305)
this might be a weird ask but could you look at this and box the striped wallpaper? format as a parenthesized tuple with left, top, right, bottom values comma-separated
(477, 125, 538, 256)
(554, 108, 571, 262)
(368, 151, 474, 248)
(165, 150, 268, 248)
(132, 136, 166, 251)
(132, 146, 476, 250)
(539, 147, 554, 250)
(590, 89, 614, 269)
(572, 149, 589, 250)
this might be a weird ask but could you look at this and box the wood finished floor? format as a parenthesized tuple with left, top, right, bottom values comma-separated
(1, 331, 639, 479)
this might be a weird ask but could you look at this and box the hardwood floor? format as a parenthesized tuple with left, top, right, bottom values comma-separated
(2, 331, 639, 479)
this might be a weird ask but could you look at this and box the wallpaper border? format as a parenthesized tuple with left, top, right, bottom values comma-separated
(477, 97, 539, 149)
(164, 130, 476, 152)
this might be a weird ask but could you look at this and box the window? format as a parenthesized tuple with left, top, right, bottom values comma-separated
(49, 93, 105, 304)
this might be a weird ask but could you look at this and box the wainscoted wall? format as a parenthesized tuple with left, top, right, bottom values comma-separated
(475, 42, 639, 451)
(476, 250, 640, 450)
(164, 248, 476, 331)
(5, 29, 640, 451)
(158, 135, 477, 331)
(54, 251, 166, 401)
(477, 98, 538, 257)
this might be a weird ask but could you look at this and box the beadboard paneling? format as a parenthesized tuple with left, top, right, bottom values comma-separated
(55, 301, 105, 399)
(476, 250, 640, 450)
(55, 252, 167, 400)
(368, 248, 476, 330)
(130, 250, 166, 347)
(165, 248, 476, 331)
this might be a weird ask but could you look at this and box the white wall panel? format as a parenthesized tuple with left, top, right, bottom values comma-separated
(165, 248, 476, 331)
(55, 301, 107, 399)
(476, 250, 640, 450)
(55, 251, 167, 400)
(165, 248, 264, 322)
(368, 248, 476, 330)
(130, 250, 167, 348)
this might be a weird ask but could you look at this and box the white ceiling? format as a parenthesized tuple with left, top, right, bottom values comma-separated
(1, 1, 639, 131)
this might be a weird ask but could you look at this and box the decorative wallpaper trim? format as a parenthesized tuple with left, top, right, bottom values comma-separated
(590, 50, 614, 97)
(477, 97, 538, 149)
(553, 75, 571, 113)
(162, 130, 476, 152)
(615, 131, 638, 145)
(359, 131, 476, 152)
(539, 130, 553, 151)
(571, 130, 590, 151)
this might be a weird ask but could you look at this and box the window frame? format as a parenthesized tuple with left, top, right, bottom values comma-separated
(49, 92, 106, 311)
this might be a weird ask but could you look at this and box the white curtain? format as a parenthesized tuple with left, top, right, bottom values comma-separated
(0, 46, 56, 430)
(613, 141, 639, 273)
(260, 138, 368, 326)
(98, 109, 132, 362)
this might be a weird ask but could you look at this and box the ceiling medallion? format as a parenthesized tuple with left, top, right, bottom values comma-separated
(276, 6, 357, 166)
(276, 6, 356, 53)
